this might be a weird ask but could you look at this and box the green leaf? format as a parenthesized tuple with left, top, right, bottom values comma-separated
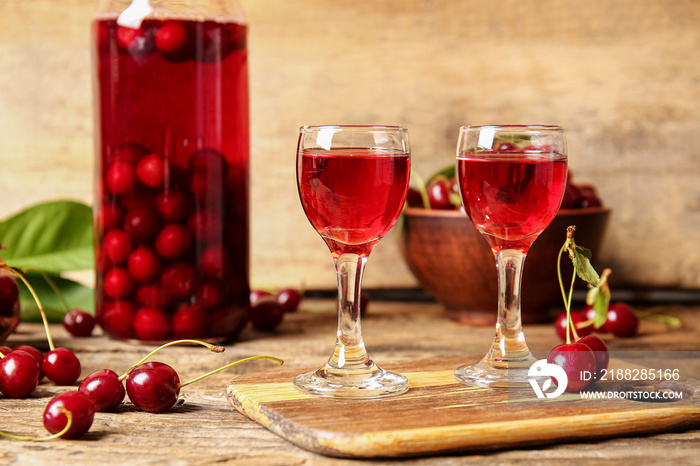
(570, 246, 601, 287)
(0, 201, 94, 273)
(592, 286, 610, 328)
(18, 273, 94, 323)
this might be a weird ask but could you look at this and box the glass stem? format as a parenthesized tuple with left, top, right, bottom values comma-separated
(489, 249, 531, 361)
(327, 253, 371, 371)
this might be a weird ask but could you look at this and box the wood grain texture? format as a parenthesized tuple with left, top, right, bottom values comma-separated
(227, 357, 700, 458)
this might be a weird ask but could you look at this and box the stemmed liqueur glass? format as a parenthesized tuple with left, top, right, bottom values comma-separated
(294, 125, 411, 398)
(454, 125, 567, 388)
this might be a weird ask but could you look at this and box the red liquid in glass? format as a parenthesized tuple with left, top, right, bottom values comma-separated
(93, 17, 249, 341)
(298, 149, 410, 257)
(457, 153, 567, 252)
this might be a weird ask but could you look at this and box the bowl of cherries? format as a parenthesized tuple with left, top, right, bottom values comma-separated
(399, 166, 611, 325)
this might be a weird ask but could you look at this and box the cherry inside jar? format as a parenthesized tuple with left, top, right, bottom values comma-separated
(93, 16, 249, 343)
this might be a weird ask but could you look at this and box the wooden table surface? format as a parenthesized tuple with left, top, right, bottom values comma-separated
(1, 299, 699, 465)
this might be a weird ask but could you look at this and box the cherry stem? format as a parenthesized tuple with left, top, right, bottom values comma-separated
(118, 339, 225, 381)
(409, 168, 431, 209)
(7, 267, 55, 351)
(0, 407, 72, 441)
(32, 269, 71, 313)
(180, 355, 283, 388)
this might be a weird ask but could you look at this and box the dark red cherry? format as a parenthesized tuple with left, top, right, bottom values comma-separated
(405, 187, 423, 207)
(195, 281, 225, 309)
(250, 289, 271, 305)
(199, 245, 230, 279)
(155, 190, 190, 221)
(427, 179, 454, 210)
(116, 24, 156, 57)
(172, 304, 208, 339)
(78, 369, 126, 412)
(161, 263, 197, 300)
(63, 309, 96, 337)
(100, 301, 136, 338)
(188, 148, 229, 176)
(605, 303, 639, 338)
(135, 284, 167, 309)
(104, 267, 135, 299)
(124, 208, 162, 241)
(250, 297, 284, 332)
(155, 223, 191, 259)
(127, 247, 162, 283)
(107, 142, 149, 165)
(554, 311, 593, 341)
(188, 210, 223, 243)
(133, 308, 171, 341)
(0, 346, 12, 356)
(561, 183, 584, 209)
(189, 171, 224, 204)
(276, 288, 301, 313)
(547, 342, 596, 393)
(577, 335, 610, 382)
(12, 345, 44, 381)
(125, 361, 181, 413)
(106, 162, 137, 195)
(43, 391, 95, 439)
(136, 153, 166, 188)
(0, 275, 19, 315)
(42, 348, 81, 385)
(98, 203, 125, 231)
(103, 229, 134, 264)
(579, 184, 602, 208)
(155, 21, 192, 62)
(0, 351, 40, 398)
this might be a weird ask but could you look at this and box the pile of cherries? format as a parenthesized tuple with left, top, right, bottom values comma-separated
(96, 142, 248, 342)
(0, 267, 282, 441)
(406, 167, 603, 211)
(554, 302, 640, 341)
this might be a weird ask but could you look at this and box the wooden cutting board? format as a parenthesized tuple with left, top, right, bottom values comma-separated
(226, 356, 700, 458)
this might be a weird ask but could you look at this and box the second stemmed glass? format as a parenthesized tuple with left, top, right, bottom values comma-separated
(454, 125, 568, 389)
(293, 125, 411, 398)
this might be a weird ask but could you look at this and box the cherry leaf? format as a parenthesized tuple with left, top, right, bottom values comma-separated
(569, 245, 600, 287)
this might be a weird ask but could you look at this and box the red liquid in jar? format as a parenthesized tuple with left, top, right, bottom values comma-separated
(297, 149, 410, 257)
(94, 17, 249, 341)
(457, 153, 567, 252)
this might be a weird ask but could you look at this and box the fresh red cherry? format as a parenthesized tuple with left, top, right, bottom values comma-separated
(583, 304, 608, 333)
(577, 335, 609, 382)
(172, 304, 208, 339)
(161, 263, 197, 300)
(426, 179, 454, 210)
(578, 184, 602, 208)
(405, 187, 423, 207)
(547, 342, 596, 393)
(0, 275, 19, 315)
(136, 153, 166, 188)
(13, 345, 45, 381)
(605, 302, 639, 338)
(42, 348, 81, 385)
(103, 229, 134, 264)
(100, 301, 136, 338)
(104, 267, 135, 299)
(127, 247, 162, 283)
(554, 311, 593, 341)
(155, 223, 191, 259)
(63, 309, 96, 337)
(195, 281, 225, 309)
(79, 369, 126, 412)
(106, 161, 137, 195)
(188, 148, 229, 176)
(0, 351, 40, 398)
(124, 208, 162, 241)
(189, 172, 225, 205)
(199, 245, 230, 279)
(250, 297, 284, 332)
(276, 288, 301, 313)
(43, 391, 95, 439)
(125, 361, 180, 413)
(561, 183, 584, 209)
(155, 21, 192, 62)
(155, 190, 190, 221)
(133, 308, 171, 341)
(250, 289, 271, 306)
(0, 346, 11, 356)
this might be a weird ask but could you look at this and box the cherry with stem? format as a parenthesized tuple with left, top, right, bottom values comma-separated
(0, 406, 75, 441)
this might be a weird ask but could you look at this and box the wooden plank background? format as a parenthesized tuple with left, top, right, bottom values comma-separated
(0, 0, 698, 291)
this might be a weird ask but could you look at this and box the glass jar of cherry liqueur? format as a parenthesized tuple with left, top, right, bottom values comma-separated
(92, 0, 249, 342)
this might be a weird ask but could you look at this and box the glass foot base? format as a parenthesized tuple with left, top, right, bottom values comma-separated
(293, 364, 409, 399)
(454, 352, 540, 389)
